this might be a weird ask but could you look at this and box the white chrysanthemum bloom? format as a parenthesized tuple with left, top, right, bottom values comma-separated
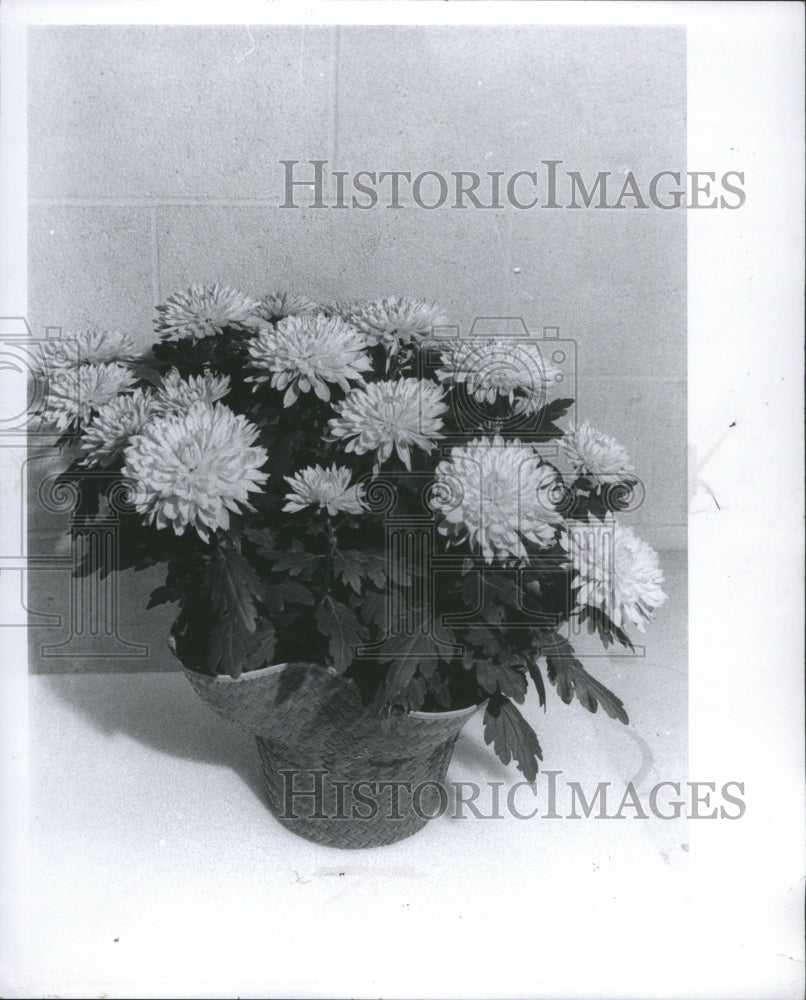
(37, 327, 140, 372)
(80, 388, 156, 467)
(40, 362, 137, 431)
(328, 377, 446, 470)
(122, 402, 268, 542)
(155, 284, 259, 341)
(253, 291, 319, 324)
(283, 464, 366, 516)
(432, 436, 563, 563)
(336, 296, 449, 351)
(247, 314, 372, 407)
(562, 421, 635, 486)
(154, 368, 231, 414)
(436, 339, 558, 413)
(561, 518, 668, 632)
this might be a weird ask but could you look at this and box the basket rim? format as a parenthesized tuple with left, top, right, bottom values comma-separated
(182, 662, 485, 721)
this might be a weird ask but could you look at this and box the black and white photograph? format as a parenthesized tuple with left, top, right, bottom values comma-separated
(0, 2, 803, 997)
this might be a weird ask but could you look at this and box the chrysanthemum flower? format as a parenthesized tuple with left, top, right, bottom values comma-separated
(253, 291, 319, 324)
(154, 368, 231, 414)
(122, 402, 268, 541)
(336, 296, 449, 351)
(40, 362, 137, 431)
(37, 327, 140, 371)
(247, 314, 372, 407)
(432, 436, 563, 562)
(328, 378, 446, 470)
(436, 339, 557, 413)
(562, 421, 635, 486)
(561, 518, 668, 632)
(80, 388, 156, 467)
(283, 464, 366, 516)
(154, 284, 259, 342)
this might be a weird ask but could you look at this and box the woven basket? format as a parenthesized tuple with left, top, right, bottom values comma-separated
(184, 662, 480, 849)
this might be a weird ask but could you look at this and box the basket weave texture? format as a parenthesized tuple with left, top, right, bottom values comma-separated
(185, 662, 479, 848)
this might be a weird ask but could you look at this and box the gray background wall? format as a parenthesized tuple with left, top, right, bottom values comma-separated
(27, 24, 686, 670)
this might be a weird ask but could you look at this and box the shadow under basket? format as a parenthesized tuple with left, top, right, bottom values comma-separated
(184, 662, 480, 849)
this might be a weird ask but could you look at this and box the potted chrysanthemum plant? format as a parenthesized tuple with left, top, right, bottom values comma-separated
(36, 285, 668, 848)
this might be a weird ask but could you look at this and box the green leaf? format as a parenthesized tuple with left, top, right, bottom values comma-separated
(545, 637, 629, 724)
(483, 694, 543, 781)
(314, 596, 367, 673)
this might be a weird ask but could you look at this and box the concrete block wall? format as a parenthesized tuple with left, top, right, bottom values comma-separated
(27, 25, 686, 670)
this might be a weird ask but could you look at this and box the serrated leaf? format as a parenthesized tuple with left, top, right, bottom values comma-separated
(377, 631, 438, 701)
(463, 626, 504, 658)
(479, 572, 523, 608)
(245, 626, 278, 672)
(401, 672, 428, 711)
(363, 549, 415, 587)
(131, 363, 164, 387)
(525, 654, 547, 709)
(203, 544, 265, 633)
(146, 585, 180, 609)
(271, 549, 321, 577)
(577, 604, 635, 652)
(376, 628, 453, 704)
(545, 639, 629, 724)
(424, 668, 452, 709)
(354, 588, 388, 629)
(244, 526, 278, 560)
(533, 398, 575, 440)
(483, 694, 543, 781)
(277, 580, 315, 605)
(264, 577, 314, 615)
(481, 603, 506, 626)
(474, 658, 528, 703)
(332, 549, 394, 591)
(333, 550, 366, 594)
(361, 552, 390, 589)
(314, 596, 367, 673)
(207, 618, 251, 679)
